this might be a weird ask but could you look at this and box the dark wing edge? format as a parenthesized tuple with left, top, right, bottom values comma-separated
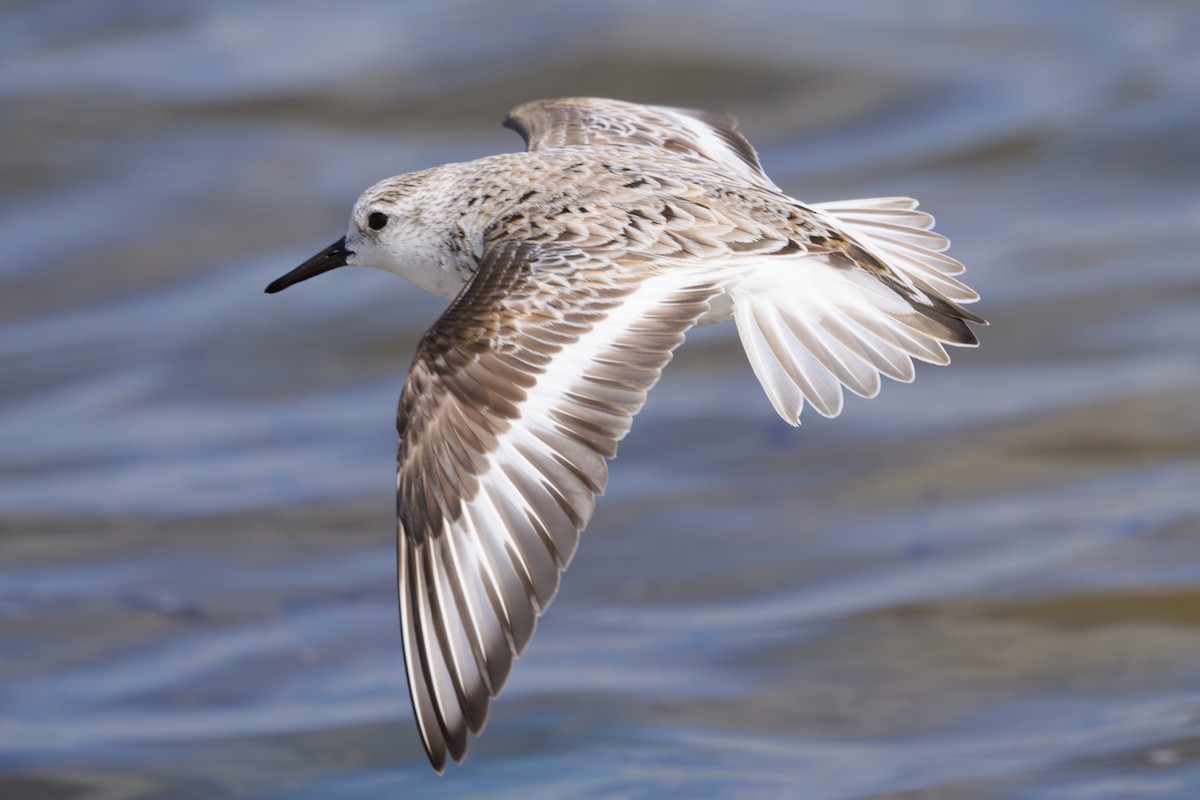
(395, 241, 730, 771)
(503, 97, 776, 188)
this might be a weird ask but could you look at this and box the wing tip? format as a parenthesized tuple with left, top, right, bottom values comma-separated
(501, 111, 530, 147)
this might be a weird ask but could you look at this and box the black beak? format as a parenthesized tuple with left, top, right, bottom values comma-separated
(265, 238, 352, 294)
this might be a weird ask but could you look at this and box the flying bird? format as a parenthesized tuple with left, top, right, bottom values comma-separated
(265, 97, 984, 771)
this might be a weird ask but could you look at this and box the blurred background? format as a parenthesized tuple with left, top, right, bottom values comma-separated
(2, 1, 1199, 797)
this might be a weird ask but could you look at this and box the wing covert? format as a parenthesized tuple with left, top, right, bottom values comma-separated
(504, 97, 775, 188)
(395, 240, 728, 770)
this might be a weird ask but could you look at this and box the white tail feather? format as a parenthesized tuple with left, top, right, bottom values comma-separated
(731, 197, 981, 425)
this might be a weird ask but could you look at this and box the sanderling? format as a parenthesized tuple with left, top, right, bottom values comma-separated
(266, 97, 984, 771)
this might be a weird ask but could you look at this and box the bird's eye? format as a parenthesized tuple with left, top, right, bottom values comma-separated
(367, 211, 389, 231)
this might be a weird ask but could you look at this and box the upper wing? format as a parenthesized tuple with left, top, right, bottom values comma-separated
(395, 240, 728, 771)
(503, 97, 776, 189)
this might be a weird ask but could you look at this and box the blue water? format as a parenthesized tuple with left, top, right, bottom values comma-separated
(3, 1, 1200, 797)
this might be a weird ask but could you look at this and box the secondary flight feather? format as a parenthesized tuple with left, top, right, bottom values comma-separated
(265, 97, 984, 771)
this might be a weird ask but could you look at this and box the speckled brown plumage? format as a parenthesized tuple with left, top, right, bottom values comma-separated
(266, 97, 985, 772)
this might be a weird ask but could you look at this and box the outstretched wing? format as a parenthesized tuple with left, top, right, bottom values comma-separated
(395, 240, 728, 771)
(729, 197, 985, 423)
(504, 97, 776, 189)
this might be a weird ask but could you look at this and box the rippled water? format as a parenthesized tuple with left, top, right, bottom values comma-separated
(3, 2, 1200, 797)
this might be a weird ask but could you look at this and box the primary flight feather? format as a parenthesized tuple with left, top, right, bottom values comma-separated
(265, 97, 984, 771)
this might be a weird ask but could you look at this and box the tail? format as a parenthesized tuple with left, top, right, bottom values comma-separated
(730, 197, 985, 424)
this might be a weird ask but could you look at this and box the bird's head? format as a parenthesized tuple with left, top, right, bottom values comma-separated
(266, 169, 465, 297)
